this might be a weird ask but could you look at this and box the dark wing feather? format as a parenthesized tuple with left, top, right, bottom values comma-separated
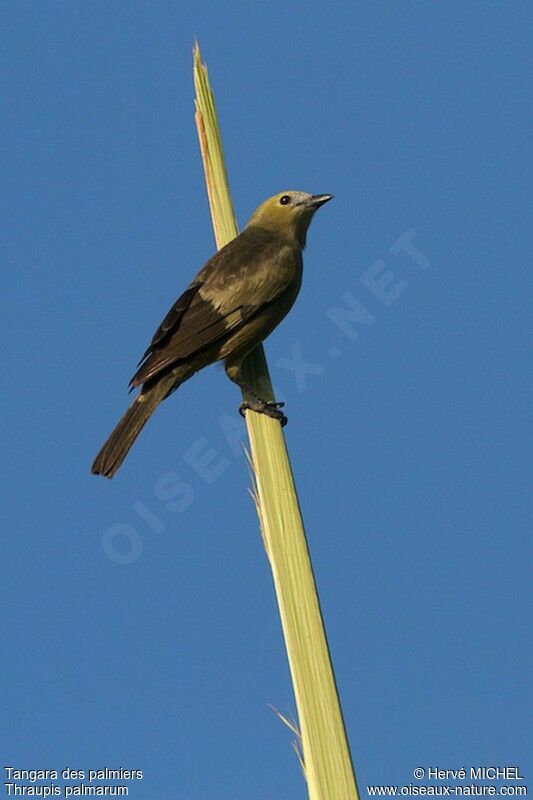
(130, 292, 254, 387)
(136, 284, 200, 364)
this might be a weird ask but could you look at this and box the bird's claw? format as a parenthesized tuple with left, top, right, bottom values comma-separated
(239, 399, 287, 427)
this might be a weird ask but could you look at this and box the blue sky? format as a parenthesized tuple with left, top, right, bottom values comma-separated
(2, 2, 531, 797)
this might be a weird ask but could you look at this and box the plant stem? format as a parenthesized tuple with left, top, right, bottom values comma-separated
(193, 42, 359, 800)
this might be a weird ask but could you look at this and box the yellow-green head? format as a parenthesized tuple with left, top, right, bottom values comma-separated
(246, 191, 333, 248)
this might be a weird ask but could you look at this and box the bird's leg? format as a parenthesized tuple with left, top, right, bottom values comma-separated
(224, 361, 287, 426)
(239, 395, 287, 427)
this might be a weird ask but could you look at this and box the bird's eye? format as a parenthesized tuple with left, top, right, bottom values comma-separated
(279, 195, 291, 205)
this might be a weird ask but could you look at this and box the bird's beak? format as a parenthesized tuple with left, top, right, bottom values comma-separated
(307, 194, 334, 209)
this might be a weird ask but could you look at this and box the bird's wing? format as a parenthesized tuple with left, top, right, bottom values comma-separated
(137, 284, 201, 359)
(130, 229, 298, 388)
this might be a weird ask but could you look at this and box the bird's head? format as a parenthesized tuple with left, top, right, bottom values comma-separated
(246, 191, 333, 248)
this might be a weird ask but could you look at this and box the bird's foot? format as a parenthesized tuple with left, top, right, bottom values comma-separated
(239, 397, 287, 427)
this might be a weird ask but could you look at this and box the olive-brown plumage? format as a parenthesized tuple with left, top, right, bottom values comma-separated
(92, 191, 332, 478)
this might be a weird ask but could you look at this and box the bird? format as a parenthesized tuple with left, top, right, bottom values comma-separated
(92, 190, 333, 478)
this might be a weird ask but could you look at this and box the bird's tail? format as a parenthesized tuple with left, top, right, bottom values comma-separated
(92, 380, 171, 479)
